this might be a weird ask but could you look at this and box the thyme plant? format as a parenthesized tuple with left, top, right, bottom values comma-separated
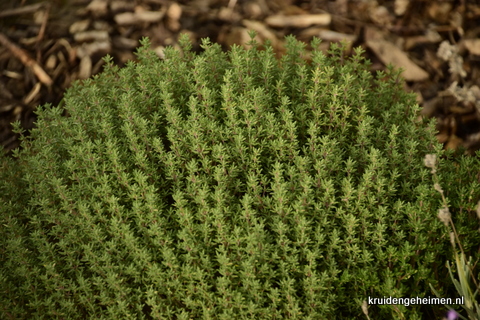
(1, 33, 479, 319)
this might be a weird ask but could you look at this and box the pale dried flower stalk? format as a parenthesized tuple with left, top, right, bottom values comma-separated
(438, 207, 451, 227)
(424, 154, 437, 173)
(449, 232, 456, 248)
(361, 300, 370, 320)
(476, 200, 480, 221)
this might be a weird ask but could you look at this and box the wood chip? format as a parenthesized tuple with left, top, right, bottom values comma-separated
(112, 36, 139, 49)
(45, 54, 57, 70)
(110, 1, 135, 13)
(93, 21, 112, 32)
(218, 7, 241, 22)
(86, 0, 108, 16)
(463, 39, 480, 56)
(367, 39, 429, 81)
(394, 0, 409, 16)
(317, 30, 357, 43)
(265, 14, 331, 28)
(167, 3, 182, 20)
(115, 11, 165, 25)
(166, 3, 182, 31)
(78, 55, 92, 79)
(76, 41, 111, 58)
(136, 11, 166, 23)
(370, 6, 393, 27)
(243, 2, 263, 19)
(69, 19, 91, 34)
(74, 30, 109, 43)
(114, 12, 137, 25)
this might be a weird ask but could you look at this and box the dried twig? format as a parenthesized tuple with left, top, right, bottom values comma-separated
(36, 3, 51, 46)
(0, 2, 47, 18)
(0, 32, 53, 86)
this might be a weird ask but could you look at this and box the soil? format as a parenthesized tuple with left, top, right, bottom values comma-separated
(1, 0, 480, 155)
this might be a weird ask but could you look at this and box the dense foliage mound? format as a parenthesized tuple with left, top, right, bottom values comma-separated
(1, 34, 479, 319)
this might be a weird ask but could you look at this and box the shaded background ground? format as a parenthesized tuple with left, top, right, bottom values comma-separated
(1, 0, 480, 155)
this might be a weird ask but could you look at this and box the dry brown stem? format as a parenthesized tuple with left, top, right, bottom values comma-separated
(0, 32, 53, 86)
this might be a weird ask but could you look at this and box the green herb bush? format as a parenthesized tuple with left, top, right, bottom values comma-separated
(1, 34, 479, 319)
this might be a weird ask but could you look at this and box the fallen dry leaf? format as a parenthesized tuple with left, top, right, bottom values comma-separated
(367, 39, 429, 81)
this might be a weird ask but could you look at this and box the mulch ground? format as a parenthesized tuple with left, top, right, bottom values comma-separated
(1, 0, 480, 155)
